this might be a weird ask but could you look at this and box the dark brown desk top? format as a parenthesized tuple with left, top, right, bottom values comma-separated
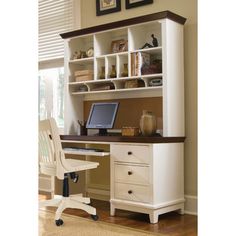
(60, 135, 185, 144)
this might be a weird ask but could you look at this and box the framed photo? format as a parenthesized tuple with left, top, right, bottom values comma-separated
(111, 39, 128, 53)
(125, 0, 153, 9)
(96, 0, 121, 16)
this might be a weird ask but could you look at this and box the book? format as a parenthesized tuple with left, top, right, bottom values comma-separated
(132, 52, 150, 76)
(131, 53, 135, 76)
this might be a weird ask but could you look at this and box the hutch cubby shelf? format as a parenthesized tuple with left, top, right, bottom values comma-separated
(60, 10, 186, 137)
(63, 27, 164, 97)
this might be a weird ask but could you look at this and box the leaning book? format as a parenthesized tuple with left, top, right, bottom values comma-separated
(132, 52, 150, 76)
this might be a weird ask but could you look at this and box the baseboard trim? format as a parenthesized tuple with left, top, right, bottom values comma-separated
(52, 190, 198, 216)
(184, 195, 197, 215)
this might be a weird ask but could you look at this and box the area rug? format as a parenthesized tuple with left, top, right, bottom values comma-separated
(39, 210, 163, 236)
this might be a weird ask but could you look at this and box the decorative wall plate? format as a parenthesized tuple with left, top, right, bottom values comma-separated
(86, 47, 94, 57)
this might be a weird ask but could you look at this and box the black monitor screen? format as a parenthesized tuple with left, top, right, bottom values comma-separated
(86, 102, 119, 135)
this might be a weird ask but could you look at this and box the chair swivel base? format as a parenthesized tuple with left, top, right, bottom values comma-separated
(39, 194, 98, 226)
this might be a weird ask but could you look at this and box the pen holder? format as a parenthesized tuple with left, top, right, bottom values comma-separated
(78, 120, 87, 136)
(80, 125, 87, 136)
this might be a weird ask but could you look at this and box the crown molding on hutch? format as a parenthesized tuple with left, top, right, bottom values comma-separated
(60, 10, 186, 39)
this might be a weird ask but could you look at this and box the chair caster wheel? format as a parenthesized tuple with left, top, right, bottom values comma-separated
(55, 219, 64, 226)
(91, 214, 99, 221)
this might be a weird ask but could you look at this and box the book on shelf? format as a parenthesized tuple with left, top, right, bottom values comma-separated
(74, 69, 93, 77)
(75, 75, 93, 82)
(74, 69, 94, 82)
(131, 52, 162, 76)
(131, 53, 135, 76)
(131, 52, 151, 76)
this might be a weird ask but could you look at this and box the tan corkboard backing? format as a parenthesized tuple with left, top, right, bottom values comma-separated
(84, 97, 163, 130)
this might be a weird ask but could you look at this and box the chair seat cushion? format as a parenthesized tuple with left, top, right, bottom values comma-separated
(65, 159, 99, 172)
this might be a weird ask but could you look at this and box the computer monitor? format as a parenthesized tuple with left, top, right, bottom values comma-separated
(86, 102, 119, 136)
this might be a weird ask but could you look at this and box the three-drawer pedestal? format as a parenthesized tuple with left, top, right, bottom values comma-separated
(110, 143, 185, 223)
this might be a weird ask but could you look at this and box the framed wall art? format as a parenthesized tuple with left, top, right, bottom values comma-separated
(96, 0, 121, 16)
(111, 39, 128, 53)
(125, 0, 153, 9)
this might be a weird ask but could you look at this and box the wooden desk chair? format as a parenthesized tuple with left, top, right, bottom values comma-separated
(38, 118, 99, 226)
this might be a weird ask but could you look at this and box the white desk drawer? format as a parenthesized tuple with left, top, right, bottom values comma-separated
(114, 164, 150, 185)
(111, 144, 150, 164)
(114, 183, 150, 203)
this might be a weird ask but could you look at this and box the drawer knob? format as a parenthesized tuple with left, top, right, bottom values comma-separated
(128, 190, 133, 194)
(128, 171, 133, 175)
(128, 151, 132, 155)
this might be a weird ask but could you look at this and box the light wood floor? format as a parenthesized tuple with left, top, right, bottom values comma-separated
(39, 194, 197, 236)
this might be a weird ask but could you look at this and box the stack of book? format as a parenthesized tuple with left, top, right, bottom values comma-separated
(131, 52, 150, 76)
(74, 70, 93, 82)
(131, 52, 162, 76)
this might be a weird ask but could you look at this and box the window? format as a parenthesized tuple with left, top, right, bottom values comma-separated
(38, 0, 77, 130)
(39, 67, 64, 128)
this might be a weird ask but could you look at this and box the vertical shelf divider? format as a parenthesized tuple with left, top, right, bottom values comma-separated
(93, 34, 97, 81)
(116, 54, 120, 79)
(105, 56, 108, 80)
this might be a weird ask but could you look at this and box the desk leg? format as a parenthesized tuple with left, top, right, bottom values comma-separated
(149, 211, 159, 224)
(110, 204, 116, 216)
(177, 203, 185, 215)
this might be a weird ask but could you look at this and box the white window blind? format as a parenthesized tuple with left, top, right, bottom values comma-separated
(39, 0, 74, 61)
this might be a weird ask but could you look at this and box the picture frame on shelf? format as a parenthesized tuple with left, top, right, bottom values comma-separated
(96, 0, 121, 16)
(111, 39, 128, 53)
(125, 0, 153, 9)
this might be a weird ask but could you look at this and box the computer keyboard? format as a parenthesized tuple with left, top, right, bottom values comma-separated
(63, 147, 104, 152)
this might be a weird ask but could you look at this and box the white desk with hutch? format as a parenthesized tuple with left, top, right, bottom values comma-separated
(58, 11, 186, 223)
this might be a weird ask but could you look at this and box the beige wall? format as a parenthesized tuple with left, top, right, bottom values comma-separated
(79, 0, 198, 197)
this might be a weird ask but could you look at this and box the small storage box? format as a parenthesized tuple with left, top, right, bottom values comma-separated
(74, 70, 93, 77)
(74, 69, 93, 82)
(122, 127, 139, 136)
(75, 75, 93, 82)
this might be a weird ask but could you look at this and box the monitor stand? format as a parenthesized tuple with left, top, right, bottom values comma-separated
(98, 128, 108, 136)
